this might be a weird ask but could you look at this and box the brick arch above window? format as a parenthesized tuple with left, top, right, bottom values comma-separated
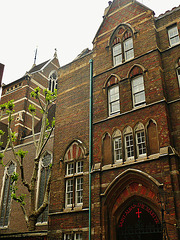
(64, 140, 87, 161)
(109, 23, 136, 47)
(134, 122, 145, 132)
(127, 64, 147, 79)
(103, 74, 121, 90)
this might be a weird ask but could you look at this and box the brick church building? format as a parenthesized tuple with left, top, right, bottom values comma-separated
(0, 52, 60, 239)
(0, 1, 180, 240)
(49, 1, 180, 240)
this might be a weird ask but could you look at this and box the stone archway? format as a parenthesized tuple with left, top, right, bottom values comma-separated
(117, 201, 162, 240)
(101, 169, 163, 240)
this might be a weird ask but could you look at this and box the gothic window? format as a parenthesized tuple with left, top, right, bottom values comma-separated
(64, 141, 85, 208)
(112, 129, 122, 163)
(111, 25, 134, 66)
(124, 126, 134, 161)
(168, 25, 180, 47)
(48, 71, 57, 92)
(0, 162, 15, 228)
(134, 122, 146, 158)
(131, 75, 146, 108)
(37, 152, 52, 223)
(108, 85, 120, 115)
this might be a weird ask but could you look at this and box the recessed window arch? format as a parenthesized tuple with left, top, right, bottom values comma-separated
(0, 161, 16, 228)
(112, 129, 122, 163)
(123, 126, 134, 161)
(134, 122, 146, 158)
(48, 70, 57, 92)
(102, 132, 112, 166)
(109, 24, 135, 66)
(37, 151, 52, 224)
(146, 119, 159, 155)
(64, 140, 86, 208)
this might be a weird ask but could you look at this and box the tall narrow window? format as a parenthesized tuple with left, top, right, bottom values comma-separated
(132, 76, 146, 108)
(65, 161, 83, 208)
(37, 152, 52, 223)
(48, 71, 57, 92)
(0, 162, 15, 228)
(113, 43, 122, 66)
(108, 85, 120, 115)
(168, 25, 180, 47)
(136, 131, 146, 157)
(124, 38, 134, 61)
(113, 129, 122, 163)
(124, 126, 134, 161)
(64, 141, 85, 209)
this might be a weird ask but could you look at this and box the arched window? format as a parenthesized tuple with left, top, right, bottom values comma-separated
(104, 74, 121, 116)
(134, 122, 146, 158)
(112, 129, 122, 163)
(64, 141, 86, 208)
(123, 126, 134, 161)
(48, 71, 57, 92)
(0, 162, 16, 227)
(110, 25, 135, 66)
(37, 152, 52, 223)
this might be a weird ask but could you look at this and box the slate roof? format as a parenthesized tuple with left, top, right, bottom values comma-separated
(28, 60, 50, 74)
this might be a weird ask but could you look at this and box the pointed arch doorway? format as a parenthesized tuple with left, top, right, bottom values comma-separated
(117, 201, 162, 240)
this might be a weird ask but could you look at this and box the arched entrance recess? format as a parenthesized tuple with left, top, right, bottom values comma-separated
(101, 169, 163, 240)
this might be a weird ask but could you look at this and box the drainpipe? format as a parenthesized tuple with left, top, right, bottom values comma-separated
(89, 59, 93, 240)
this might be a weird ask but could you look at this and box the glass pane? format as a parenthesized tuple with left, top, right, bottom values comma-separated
(114, 54, 122, 65)
(136, 131, 146, 156)
(134, 91, 145, 104)
(42, 153, 51, 167)
(67, 163, 74, 175)
(125, 134, 134, 159)
(113, 44, 122, 56)
(76, 161, 83, 173)
(111, 100, 120, 113)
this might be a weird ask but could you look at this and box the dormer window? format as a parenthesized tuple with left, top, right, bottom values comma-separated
(48, 71, 57, 92)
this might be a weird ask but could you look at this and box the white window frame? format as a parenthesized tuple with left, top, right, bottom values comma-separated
(65, 161, 83, 208)
(0, 162, 16, 228)
(124, 37, 134, 61)
(108, 85, 120, 115)
(124, 133, 134, 161)
(136, 130, 146, 158)
(168, 25, 180, 47)
(132, 75, 146, 108)
(113, 43, 122, 66)
(36, 152, 52, 224)
(66, 179, 74, 207)
(64, 233, 82, 240)
(75, 177, 83, 205)
(113, 137, 122, 162)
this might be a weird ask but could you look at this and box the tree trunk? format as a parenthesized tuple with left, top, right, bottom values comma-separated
(28, 215, 37, 231)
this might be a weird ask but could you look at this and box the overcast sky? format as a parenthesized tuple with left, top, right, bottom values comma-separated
(1, 0, 180, 85)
